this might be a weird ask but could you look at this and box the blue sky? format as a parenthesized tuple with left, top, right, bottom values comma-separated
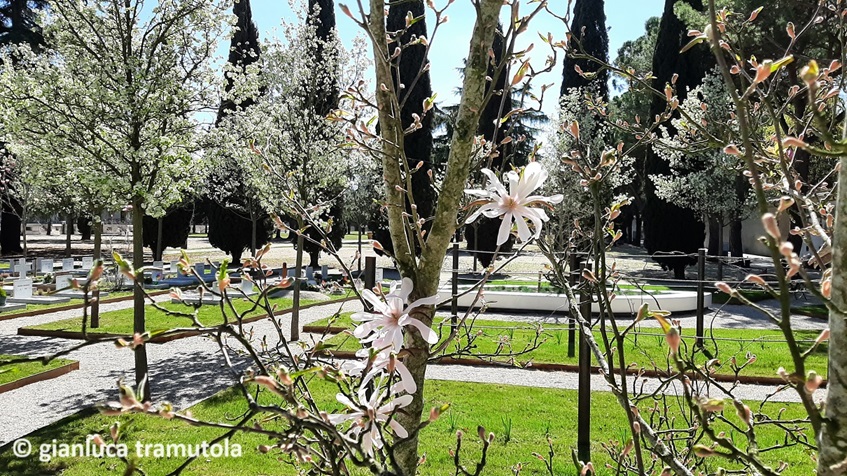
(246, 0, 664, 115)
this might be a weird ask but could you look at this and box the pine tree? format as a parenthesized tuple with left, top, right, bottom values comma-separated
(0, 0, 48, 254)
(642, 0, 711, 278)
(561, 0, 609, 99)
(370, 0, 435, 258)
(207, 0, 272, 263)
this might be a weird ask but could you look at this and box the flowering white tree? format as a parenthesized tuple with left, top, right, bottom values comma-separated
(0, 0, 229, 400)
(652, 70, 755, 255)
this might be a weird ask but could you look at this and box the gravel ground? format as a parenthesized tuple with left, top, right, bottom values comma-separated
(0, 297, 364, 445)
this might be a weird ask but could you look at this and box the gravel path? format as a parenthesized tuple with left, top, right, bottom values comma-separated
(0, 297, 363, 445)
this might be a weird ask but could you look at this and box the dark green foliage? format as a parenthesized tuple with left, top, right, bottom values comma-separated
(561, 0, 609, 99)
(0, 0, 47, 254)
(465, 26, 522, 266)
(207, 0, 265, 261)
(0, 0, 48, 51)
(76, 214, 92, 241)
(370, 0, 435, 258)
(207, 201, 273, 264)
(307, 0, 338, 117)
(142, 205, 193, 261)
(609, 16, 660, 245)
(643, 0, 711, 278)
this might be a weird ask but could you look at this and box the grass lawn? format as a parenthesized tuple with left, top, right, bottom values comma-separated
(0, 379, 815, 475)
(22, 295, 335, 335)
(0, 354, 76, 386)
(310, 313, 828, 379)
(791, 304, 828, 319)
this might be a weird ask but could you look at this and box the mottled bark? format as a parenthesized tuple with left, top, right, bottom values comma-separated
(818, 157, 847, 474)
(367, 0, 504, 472)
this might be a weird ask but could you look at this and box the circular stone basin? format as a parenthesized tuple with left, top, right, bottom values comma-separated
(444, 286, 708, 314)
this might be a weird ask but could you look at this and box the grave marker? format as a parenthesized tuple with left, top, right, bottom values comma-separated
(55, 274, 73, 291)
(41, 259, 54, 275)
(62, 258, 75, 272)
(13, 278, 32, 299)
(14, 261, 31, 278)
(81, 256, 94, 270)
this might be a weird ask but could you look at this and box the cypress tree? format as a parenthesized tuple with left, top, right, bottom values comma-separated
(643, 0, 711, 278)
(207, 0, 272, 264)
(0, 0, 48, 255)
(465, 26, 516, 267)
(370, 0, 435, 258)
(561, 0, 609, 99)
(142, 205, 192, 261)
(295, 0, 345, 268)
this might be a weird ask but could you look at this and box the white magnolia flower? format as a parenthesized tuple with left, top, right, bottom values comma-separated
(352, 278, 439, 351)
(342, 348, 418, 394)
(328, 387, 412, 456)
(465, 161, 564, 246)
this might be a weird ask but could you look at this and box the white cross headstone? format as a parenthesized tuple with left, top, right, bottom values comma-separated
(240, 279, 254, 294)
(375, 267, 384, 283)
(13, 278, 32, 299)
(81, 256, 94, 270)
(55, 274, 72, 291)
(321, 265, 328, 281)
(62, 258, 74, 272)
(41, 259, 54, 275)
(14, 260, 31, 278)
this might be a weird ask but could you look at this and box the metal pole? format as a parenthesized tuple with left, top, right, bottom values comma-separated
(577, 261, 592, 464)
(451, 242, 459, 331)
(364, 256, 376, 313)
(696, 247, 706, 348)
(357, 227, 362, 274)
(567, 253, 577, 358)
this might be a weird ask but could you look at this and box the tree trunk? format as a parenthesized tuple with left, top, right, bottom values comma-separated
(21, 207, 27, 257)
(729, 218, 743, 258)
(131, 200, 150, 402)
(65, 213, 73, 257)
(819, 157, 847, 473)
(155, 217, 163, 261)
(309, 250, 320, 268)
(91, 214, 102, 329)
(250, 212, 257, 258)
(634, 209, 642, 245)
(291, 231, 304, 342)
(708, 216, 721, 256)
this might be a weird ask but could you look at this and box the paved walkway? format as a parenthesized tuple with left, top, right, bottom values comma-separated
(0, 292, 828, 446)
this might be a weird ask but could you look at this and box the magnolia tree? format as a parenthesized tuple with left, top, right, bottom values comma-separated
(0, 0, 229, 400)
